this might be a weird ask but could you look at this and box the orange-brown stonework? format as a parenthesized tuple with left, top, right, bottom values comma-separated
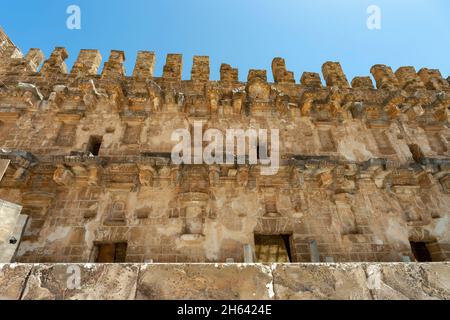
(0, 27, 449, 263)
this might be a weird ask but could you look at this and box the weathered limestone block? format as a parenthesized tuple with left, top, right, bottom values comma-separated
(162, 54, 182, 81)
(248, 69, 267, 82)
(22, 49, 45, 72)
(272, 264, 372, 300)
(0, 27, 21, 60)
(21, 264, 139, 300)
(370, 64, 399, 90)
(1, 263, 449, 300)
(247, 74, 271, 101)
(132, 51, 155, 79)
(71, 49, 102, 76)
(322, 62, 350, 88)
(136, 264, 273, 300)
(272, 57, 295, 84)
(367, 263, 450, 300)
(0, 200, 24, 262)
(0, 264, 32, 299)
(191, 56, 210, 82)
(300, 72, 322, 88)
(395, 66, 425, 90)
(40, 47, 68, 76)
(220, 63, 238, 82)
(351, 76, 374, 89)
(4, 48, 45, 75)
(418, 68, 449, 90)
(53, 165, 74, 187)
(101, 50, 125, 79)
(138, 165, 156, 187)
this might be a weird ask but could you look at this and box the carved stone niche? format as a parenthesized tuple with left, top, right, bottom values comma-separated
(317, 126, 337, 153)
(55, 113, 82, 147)
(104, 192, 128, 226)
(179, 192, 209, 241)
(138, 165, 156, 187)
(334, 193, 360, 236)
(122, 121, 143, 145)
(246, 71, 272, 115)
(177, 166, 210, 241)
(262, 187, 280, 217)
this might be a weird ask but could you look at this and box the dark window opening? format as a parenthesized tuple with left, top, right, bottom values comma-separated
(254, 234, 292, 263)
(87, 135, 102, 156)
(95, 242, 127, 263)
(410, 241, 432, 262)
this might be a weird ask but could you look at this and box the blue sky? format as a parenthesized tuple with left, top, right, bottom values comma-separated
(1, 0, 449, 82)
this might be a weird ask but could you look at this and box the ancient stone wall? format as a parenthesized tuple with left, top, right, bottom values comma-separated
(0, 28, 449, 263)
(0, 263, 449, 300)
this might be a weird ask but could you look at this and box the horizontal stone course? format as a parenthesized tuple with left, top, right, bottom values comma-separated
(0, 263, 448, 300)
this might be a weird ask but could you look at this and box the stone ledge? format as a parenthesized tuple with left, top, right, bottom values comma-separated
(0, 263, 448, 300)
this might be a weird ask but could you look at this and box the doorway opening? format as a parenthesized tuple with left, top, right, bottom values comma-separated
(410, 241, 432, 262)
(254, 234, 292, 263)
(94, 242, 127, 263)
(87, 135, 103, 156)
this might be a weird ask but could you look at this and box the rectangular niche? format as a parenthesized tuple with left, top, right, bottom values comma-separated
(122, 123, 142, 145)
(318, 128, 336, 152)
(56, 123, 76, 147)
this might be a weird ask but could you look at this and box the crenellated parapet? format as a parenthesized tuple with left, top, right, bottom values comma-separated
(0, 41, 448, 166)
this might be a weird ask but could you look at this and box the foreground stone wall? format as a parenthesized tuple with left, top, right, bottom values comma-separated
(0, 263, 448, 300)
(0, 27, 449, 263)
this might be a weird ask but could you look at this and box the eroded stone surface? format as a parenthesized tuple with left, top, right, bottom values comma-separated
(272, 263, 372, 300)
(368, 263, 450, 300)
(0, 264, 32, 300)
(136, 264, 273, 300)
(0, 263, 449, 300)
(21, 264, 139, 300)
